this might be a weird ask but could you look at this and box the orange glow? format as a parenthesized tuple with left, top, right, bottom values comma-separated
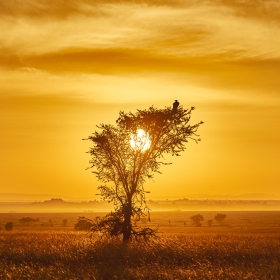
(0, 1, 280, 200)
(129, 129, 151, 151)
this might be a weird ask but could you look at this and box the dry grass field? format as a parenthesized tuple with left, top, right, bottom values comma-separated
(0, 211, 280, 279)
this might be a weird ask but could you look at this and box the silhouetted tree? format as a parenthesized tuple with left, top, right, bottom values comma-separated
(84, 103, 203, 242)
(74, 218, 92, 231)
(190, 214, 204, 227)
(19, 217, 39, 226)
(207, 219, 213, 227)
(5, 222, 13, 231)
(215, 214, 227, 223)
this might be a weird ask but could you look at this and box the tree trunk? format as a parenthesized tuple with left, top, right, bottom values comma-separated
(122, 202, 132, 243)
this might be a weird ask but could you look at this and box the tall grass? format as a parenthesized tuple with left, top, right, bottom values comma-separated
(0, 231, 279, 279)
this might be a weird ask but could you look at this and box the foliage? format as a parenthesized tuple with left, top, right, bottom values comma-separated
(85, 104, 203, 242)
(19, 217, 39, 226)
(5, 222, 13, 231)
(91, 211, 158, 240)
(190, 214, 204, 227)
(0, 231, 280, 279)
(74, 218, 93, 231)
(207, 219, 213, 227)
(215, 213, 227, 223)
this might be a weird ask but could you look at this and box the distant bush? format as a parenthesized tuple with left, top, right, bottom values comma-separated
(190, 214, 204, 227)
(74, 218, 92, 231)
(19, 217, 39, 226)
(215, 214, 227, 223)
(5, 222, 13, 231)
(207, 219, 213, 227)
(62, 219, 68, 227)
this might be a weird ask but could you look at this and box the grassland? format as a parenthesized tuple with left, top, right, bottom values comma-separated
(0, 211, 280, 279)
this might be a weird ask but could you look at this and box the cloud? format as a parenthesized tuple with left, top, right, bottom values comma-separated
(0, 0, 192, 19)
(212, 0, 280, 24)
(1, 0, 280, 33)
(0, 0, 103, 19)
(1, 0, 279, 21)
(1, 0, 279, 59)
(1, 0, 279, 100)
(12, 47, 276, 97)
(0, 53, 26, 70)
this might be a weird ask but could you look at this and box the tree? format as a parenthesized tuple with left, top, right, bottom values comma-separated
(5, 222, 13, 231)
(84, 104, 203, 242)
(74, 218, 93, 231)
(207, 219, 213, 227)
(19, 217, 39, 226)
(190, 214, 204, 227)
(214, 214, 227, 223)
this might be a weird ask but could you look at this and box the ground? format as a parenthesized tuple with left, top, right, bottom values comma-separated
(0, 211, 280, 279)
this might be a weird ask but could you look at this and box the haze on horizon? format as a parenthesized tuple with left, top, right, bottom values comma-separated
(1, 0, 280, 200)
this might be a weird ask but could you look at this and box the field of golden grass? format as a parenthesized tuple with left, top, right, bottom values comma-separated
(0, 231, 280, 279)
(0, 211, 280, 279)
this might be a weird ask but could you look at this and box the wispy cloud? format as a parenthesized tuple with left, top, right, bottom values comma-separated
(1, 0, 279, 56)
(1, 0, 279, 99)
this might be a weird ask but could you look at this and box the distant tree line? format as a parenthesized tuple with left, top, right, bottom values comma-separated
(19, 217, 39, 226)
(1, 213, 227, 232)
(1, 217, 70, 231)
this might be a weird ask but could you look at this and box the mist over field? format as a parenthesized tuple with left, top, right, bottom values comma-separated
(1, 198, 280, 213)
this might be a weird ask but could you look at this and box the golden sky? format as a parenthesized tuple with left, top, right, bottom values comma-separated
(1, 0, 280, 199)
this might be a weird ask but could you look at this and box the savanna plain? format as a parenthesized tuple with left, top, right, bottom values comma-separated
(0, 211, 280, 279)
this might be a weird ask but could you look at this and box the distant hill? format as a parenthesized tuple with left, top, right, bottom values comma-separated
(0, 193, 95, 202)
(178, 193, 280, 200)
(0, 192, 279, 203)
(1, 197, 280, 213)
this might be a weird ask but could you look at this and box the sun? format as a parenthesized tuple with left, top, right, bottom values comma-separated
(130, 129, 151, 151)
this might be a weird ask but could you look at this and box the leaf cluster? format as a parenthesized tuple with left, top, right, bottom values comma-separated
(82, 207, 158, 240)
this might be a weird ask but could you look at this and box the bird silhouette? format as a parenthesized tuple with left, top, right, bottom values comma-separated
(173, 100, 179, 111)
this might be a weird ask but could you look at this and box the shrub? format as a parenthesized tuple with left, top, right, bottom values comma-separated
(215, 214, 227, 223)
(5, 222, 13, 231)
(190, 214, 204, 227)
(74, 218, 92, 231)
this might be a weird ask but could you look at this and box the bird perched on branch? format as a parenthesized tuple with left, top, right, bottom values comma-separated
(173, 100, 179, 111)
